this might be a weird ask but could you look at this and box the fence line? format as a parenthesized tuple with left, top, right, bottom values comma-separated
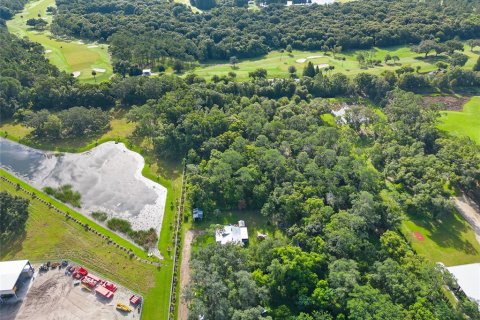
(168, 160, 187, 320)
(0, 175, 160, 266)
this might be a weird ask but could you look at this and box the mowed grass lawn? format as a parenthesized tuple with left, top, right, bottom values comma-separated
(401, 210, 480, 266)
(1, 114, 136, 152)
(192, 45, 479, 81)
(6, 0, 112, 83)
(438, 96, 480, 144)
(0, 178, 174, 320)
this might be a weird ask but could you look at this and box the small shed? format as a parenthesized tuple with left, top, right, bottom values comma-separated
(142, 69, 152, 76)
(193, 208, 204, 221)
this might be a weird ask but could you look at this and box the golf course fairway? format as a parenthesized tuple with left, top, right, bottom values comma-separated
(6, 0, 112, 83)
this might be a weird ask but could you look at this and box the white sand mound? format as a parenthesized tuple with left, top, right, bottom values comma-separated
(76, 41, 84, 44)
(87, 45, 98, 48)
(45, 49, 52, 53)
(92, 68, 106, 73)
(307, 55, 324, 59)
(316, 64, 330, 69)
(72, 71, 81, 78)
(296, 58, 307, 63)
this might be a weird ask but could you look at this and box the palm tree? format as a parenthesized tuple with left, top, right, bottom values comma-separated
(91, 70, 97, 82)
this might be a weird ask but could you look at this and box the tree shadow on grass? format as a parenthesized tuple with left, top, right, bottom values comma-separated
(0, 231, 26, 259)
(413, 55, 449, 64)
(409, 210, 479, 256)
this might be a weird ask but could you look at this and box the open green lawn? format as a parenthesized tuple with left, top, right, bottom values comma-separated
(401, 210, 480, 266)
(6, 0, 112, 83)
(191, 45, 479, 81)
(191, 210, 283, 251)
(1, 113, 135, 152)
(438, 96, 480, 144)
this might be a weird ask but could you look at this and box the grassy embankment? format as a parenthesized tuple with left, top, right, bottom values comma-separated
(0, 119, 183, 320)
(191, 45, 479, 81)
(6, 0, 112, 83)
(438, 96, 480, 144)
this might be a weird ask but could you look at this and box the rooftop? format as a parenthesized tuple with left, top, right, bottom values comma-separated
(447, 263, 480, 304)
(0, 260, 31, 294)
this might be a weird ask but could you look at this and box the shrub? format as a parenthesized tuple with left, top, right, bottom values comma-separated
(43, 184, 81, 207)
(91, 211, 108, 222)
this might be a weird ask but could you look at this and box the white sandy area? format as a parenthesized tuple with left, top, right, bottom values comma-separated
(88, 45, 98, 48)
(76, 41, 84, 44)
(316, 64, 330, 68)
(307, 55, 324, 59)
(72, 71, 81, 78)
(45, 49, 52, 53)
(0, 267, 139, 320)
(296, 58, 307, 63)
(92, 68, 106, 73)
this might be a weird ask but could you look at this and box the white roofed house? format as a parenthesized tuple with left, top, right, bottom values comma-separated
(0, 260, 34, 301)
(215, 220, 249, 245)
(142, 69, 152, 76)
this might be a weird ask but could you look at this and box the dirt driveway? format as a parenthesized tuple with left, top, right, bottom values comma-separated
(178, 230, 199, 320)
(454, 193, 480, 245)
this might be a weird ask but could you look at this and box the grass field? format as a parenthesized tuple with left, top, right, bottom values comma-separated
(6, 0, 112, 83)
(401, 210, 480, 266)
(1, 113, 135, 152)
(0, 177, 176, 320)
(438, 96, 480, 144)
(191, 45, 479, 81)
(0, 116, 183, 320)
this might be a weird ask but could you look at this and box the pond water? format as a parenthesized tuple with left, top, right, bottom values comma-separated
(0, 138, 167, 233)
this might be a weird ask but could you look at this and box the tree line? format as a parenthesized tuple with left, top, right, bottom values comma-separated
(48, 0, 480, 67)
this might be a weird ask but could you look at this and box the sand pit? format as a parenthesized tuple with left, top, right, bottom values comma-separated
(0, 267, 139, 320)
(307, 55, 323, 59)
(92, 68, 106, 73)
(72, 71, 81, 78)
(315, 64, 330, 69)
(296, 58, 307, 63)
(88, 45, 99, 48)
(0, 139, 167, 234)
(45, 50, 52, 54)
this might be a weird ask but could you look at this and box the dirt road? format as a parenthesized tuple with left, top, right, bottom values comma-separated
(178, 230, 198, 320)
(454, 194, 480, 245)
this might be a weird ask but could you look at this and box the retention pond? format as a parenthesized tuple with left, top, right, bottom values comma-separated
(0, 138, 167, 234)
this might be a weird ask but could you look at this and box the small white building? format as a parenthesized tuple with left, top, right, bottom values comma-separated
(215, 221, 248, 245)
(447, 263, 480, 305)
(193, 208, 204, 221)
(0, 260, 34, 299)
(142, 69, 152, 76)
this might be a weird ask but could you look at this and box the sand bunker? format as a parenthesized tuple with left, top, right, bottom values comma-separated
(0, 139, 167, 234)
(45, 49, 52, 54)
(87, 45, 98, 48)
(72, 71, 81, 78)
(92, 68, 106, 73)
(296, 58, 307, 63)
(307, 55, 324, 59)
(76, 41, 84, 44)
(316, 64, 330, 69)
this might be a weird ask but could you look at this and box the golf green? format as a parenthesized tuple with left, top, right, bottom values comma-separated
(6, 0, 112, 83)
(439, 96, 480, 144)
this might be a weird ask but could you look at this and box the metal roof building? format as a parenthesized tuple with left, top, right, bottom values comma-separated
(0, 260, 34, 297)
(447, 263, 480, 305)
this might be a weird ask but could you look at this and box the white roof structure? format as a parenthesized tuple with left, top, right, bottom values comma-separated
(0, 260, 31, 295)
(215, 223, 248, 245)
(447, 263, 480, 304)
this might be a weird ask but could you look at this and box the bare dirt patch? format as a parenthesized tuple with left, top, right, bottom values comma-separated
(1, 267, 140, 320)
(178, 230, 200, 320)
(423, 95, 469, 111)
(455, 193, 480, 245)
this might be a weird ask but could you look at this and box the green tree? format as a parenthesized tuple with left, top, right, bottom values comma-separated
(0, 192, 30, 243)
(303, 61, 316, 78)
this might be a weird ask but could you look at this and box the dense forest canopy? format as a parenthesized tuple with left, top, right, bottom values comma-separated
(0, 191, 30, 243)
(1, 1, 480, 318)
(50, 0, 480, 64)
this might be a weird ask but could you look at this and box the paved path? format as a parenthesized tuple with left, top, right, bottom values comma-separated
(454, 194, 480, 245)
(178, 230, 198, 320)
